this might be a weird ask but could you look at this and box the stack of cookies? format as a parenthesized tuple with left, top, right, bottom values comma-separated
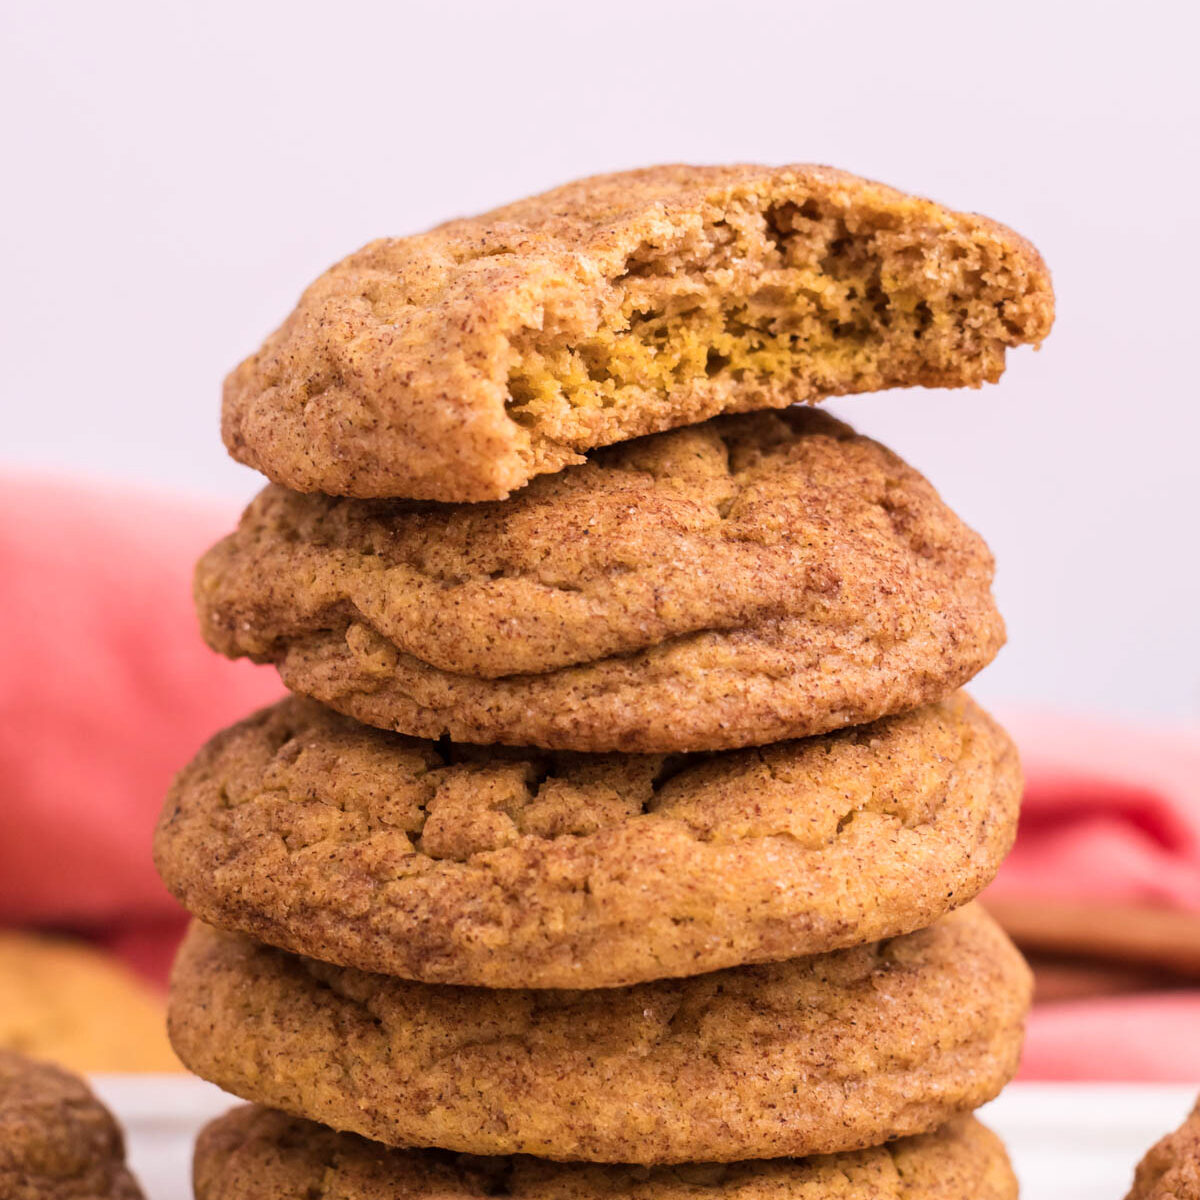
(154, 165, 1055, 1200)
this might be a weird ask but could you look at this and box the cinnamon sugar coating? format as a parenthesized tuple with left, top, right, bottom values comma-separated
(223, 164, 1053, 501)
(155, 693, 1019, 988)
(196, 410, 1003, 752)
(168, 906, 1031, 1164)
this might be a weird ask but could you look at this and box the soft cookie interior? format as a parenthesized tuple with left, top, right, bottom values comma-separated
(505, 187, 1047, 464)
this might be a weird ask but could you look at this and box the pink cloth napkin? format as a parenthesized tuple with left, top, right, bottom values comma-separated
(989, 710, 1200, 912)
(1, 474, 1197, 1078)
(0, 476, 283, 980)
(987, 709, 1200, 1081)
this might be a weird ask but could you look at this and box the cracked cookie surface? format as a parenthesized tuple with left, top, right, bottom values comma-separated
(222, 163, 1053, 501)
(168, 905, 1031, 1164)
(195, 1105, 1017, 1200)
(1127, 1098, 1200, 1200)
(0, 1051, 143, 1200)
(196, 409, 1004, 752)
(155, 693, 1019, 988)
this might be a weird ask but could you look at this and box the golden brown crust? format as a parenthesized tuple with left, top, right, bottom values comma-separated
(0, 933, 179, 1074)
(195, 1105, 1017, 1200)
(222, 163, 1053, 501)
(0, 1051, 143, 1200)
(168, 906, 1031, 1164)
(155, 693, 1020, 989)
(196, 410, 1004, 752)
(1127, 1099, 1200, 1200)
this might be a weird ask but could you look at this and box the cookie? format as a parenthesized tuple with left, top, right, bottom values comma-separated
(196, 410, 1003, 752)
(195, 1105, 1017, 1200)
(0, 1050, 143, 1200)
(167, 905, 1030, 1164)
(155, 693, 1020, 989)
(222, 163, 1053, 502)
(0, 932, 179, 1073)
(1127, 1098, 1200, 1200)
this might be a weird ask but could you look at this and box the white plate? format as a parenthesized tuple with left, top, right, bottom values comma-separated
(91, 1076, 1198, 1200)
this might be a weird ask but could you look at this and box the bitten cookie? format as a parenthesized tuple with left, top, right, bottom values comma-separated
(222, 163, 1053, 501)
(168, 905, 1031, 1164)
(194, 1106, 1017, 1200)
(0, 1050, 143, 1200)
(196, 410, 1004, 752)
(1127, 1098, 1200, 1200)
(155, 693, 1020, 989)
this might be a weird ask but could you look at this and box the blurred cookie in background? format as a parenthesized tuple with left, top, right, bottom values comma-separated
(0, 1048, 145, 1199)
(1126, 1096, 1200, 1200)
(0, 930, 179, 1073)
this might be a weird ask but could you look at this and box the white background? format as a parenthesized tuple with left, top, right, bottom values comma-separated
(3, 0, 1197, 721)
